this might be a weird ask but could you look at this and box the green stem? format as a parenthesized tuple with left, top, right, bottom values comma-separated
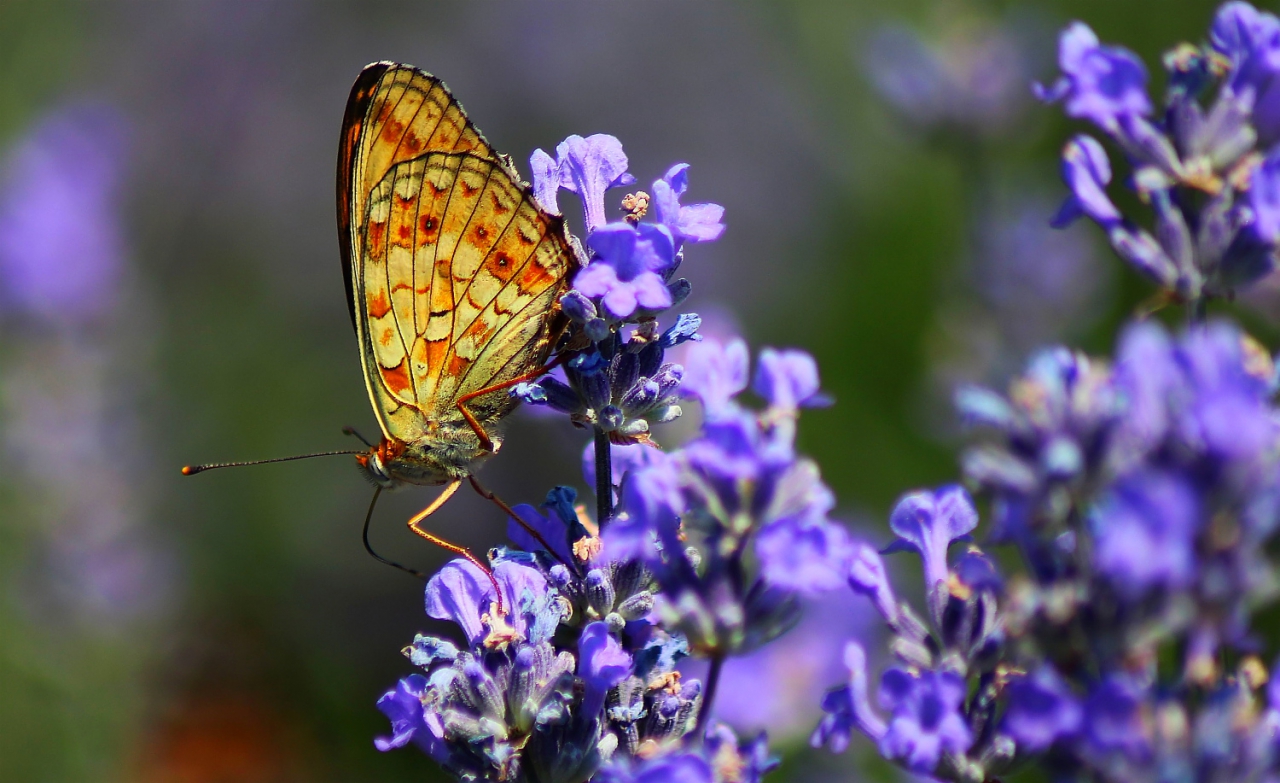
(694, 653, 726, 740)
(594, 427, 613, 531)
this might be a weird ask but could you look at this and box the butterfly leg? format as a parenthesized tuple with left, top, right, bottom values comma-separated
(406, 478, 505, 614)
(467, 475, 577, 572)
(454, 356, 568, 452)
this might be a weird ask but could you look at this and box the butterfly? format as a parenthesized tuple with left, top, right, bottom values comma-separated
(337, 62, 580, 564)
(186, 62, 577, 581)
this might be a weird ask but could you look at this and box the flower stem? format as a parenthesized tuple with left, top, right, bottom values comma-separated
(694, 653, 725, 740)
(1188, 296, 1207, 325)
(594, 426, 613, 531)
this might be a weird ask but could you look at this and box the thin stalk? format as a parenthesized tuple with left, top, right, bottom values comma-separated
(695, 653, 726, 739)
(1187, 296, 1207, 325)
(594, 426, 613, 531)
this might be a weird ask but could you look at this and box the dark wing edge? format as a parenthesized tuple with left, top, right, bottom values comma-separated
(337, 61, 394, 333)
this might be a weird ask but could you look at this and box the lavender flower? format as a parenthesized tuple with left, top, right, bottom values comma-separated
(1038, 5, 1280, 298)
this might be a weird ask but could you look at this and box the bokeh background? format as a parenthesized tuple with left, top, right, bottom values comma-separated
(0, 1, 1266, 781)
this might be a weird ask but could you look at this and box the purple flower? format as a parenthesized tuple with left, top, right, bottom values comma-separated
(1113, 320, 1278, 467)
(754, 507, 853, 595)
(681, 337, 750, 417)
(0, 102, 129, 323)
(507, 500, 579, 566)
(691, 589, 873, 741)
(1083, 676, 1150, 760)
(885, 486, 978, 593)
(1092, 468, 1201, 598)
(576, 222, 677, 319)
(753, 348, 830, 412)
(1035, 22, 1151, 132)
(811, 641, 888, 752)
(424, 559, 557, 648)
(530, 133, 635, 231)
(602, 450, 683, 568)
(877, 667, 973, 773)
(1250, 148, 1280, 244)
(578, 621, 633, 716)
(1002, 666, 1082, 752)
(1213, 2, 1280, 145)
(374, 675, 448, 762)
(594, 753, 713, 783)
(651, 163, 725, 246)
(1052, 135, 1122, 229)
(862, 21, 1030, 136)
(848, 541, 899, 625)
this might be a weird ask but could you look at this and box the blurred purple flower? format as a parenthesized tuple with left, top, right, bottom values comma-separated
(0, 101, 129, 324)
(1250, 148, 1280, 244)
(1002, 666, 1083, 752)
(1092, 469, 1202, 598)
(693, 589, 873, 741)
(576, 222, 677, 319)
(753, 347, 830, 412)
(1083, 676, 1151, 760)
(877, 667, 973, 773)
(811, 641, 888, 753)
(1051, 135, 1122, 229)
(863, 21, 1030, 135)
(1212, 2, 1280, 145)
(1034, 22, 1151, 132)
(681, 337, 750, 417)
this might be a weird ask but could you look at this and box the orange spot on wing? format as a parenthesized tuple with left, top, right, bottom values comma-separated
(392, 283, 412, 293)
(368, 291, 391, 319)
(516, 229, 537, 247)
(489, 190, 511, 214)
(403, 133, 423, 153)
(368, 221, 387, 249)
(379, 328, 395, 347)
(516, 261, 554, 293)
(381, 360, 413, 395)
(380, 118, 405, 143)
(447, 354, 470, 377)
(418, 215, 438, 244)
(485, 252, 516, 282)
(397, 224, 412, 241)
(461, 181, 479, 197)
(473, 224, 490, 243)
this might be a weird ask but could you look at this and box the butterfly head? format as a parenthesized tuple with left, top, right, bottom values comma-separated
(356, 428, 501, 489)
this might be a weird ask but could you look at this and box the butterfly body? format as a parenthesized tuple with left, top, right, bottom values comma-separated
(338, 63, 577, 491)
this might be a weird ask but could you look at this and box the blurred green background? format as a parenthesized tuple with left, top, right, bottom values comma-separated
(0, 1, 1260, 781)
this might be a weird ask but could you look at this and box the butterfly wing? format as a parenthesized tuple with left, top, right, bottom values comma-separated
(338, 63, 577, 445)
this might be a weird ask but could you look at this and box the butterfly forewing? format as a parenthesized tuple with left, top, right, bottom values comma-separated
(340, 63, 577, 450)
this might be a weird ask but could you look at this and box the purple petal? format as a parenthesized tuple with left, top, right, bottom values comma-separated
(682, 337, 750, 416)
(529, 147, 561, 215)
(578, 621, 633, 716)
(753, 348, 826, 411)
(556, 133, 633, 231)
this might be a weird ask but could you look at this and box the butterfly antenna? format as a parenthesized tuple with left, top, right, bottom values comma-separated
(468, 475, 578, 573)
(180, 449, 364, 475)
(342, 426, 376, 447)
(361, 486, 428, 580)
(407, 479, 505, 615)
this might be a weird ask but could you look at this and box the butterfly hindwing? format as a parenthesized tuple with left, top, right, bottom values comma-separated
(340, 63, 577, 447)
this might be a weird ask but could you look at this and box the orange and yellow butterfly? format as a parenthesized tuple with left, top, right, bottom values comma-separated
(337, 62, 579, 562)
(187, 62, 577, 579)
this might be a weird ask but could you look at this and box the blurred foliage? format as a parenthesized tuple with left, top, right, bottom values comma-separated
(0, 1, 1271, 781)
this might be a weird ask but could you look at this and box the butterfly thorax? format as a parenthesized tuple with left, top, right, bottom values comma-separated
(356, 424, 500, 489)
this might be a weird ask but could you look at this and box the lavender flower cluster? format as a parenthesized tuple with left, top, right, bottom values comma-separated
(374, 4, 1280, 781)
